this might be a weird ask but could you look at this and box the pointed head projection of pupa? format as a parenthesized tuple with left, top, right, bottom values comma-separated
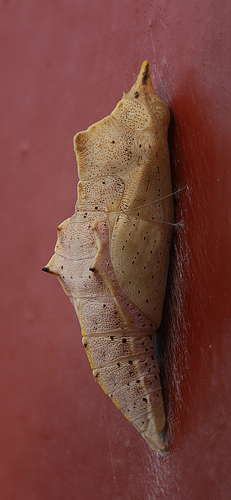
(73, 61, 170, 182)
(124, 60, 170, 131)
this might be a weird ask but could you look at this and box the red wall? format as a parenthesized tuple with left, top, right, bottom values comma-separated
(1, 1, 230, 499)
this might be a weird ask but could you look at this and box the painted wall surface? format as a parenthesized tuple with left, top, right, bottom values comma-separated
(1, 1, 230, 499)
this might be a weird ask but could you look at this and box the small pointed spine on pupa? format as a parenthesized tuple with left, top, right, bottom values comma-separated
(43, 61, 173, 452)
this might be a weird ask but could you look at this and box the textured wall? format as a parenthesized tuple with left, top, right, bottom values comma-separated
(1, 1, 230, 499)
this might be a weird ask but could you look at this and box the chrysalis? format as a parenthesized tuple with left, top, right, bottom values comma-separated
(43, 61, 173, 452)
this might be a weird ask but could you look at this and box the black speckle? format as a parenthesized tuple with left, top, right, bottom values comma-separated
(122, 338, 127, 343)
(112, 140, 115, 143)
(128, 360, 133, 365)
(61, 265, 63, 270)
(95, 206, 98, 210)
(110, 336, 114, 340)
(143, 397, 147, 403)
(103, 304, 106, 308)
(136, 380, 140, 383)
(151, 355, 154, 360)
(117, 363, 120, 367)
(134, 91, 139, 98)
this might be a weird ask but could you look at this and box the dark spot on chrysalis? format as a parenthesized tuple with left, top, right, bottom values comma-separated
(143, 397, 147, 403)
(61, 265, 63, 270)
(142, 63, 149, 85)
(134, 91, 139, 98)
(41, 267, 50, 273)
(136, 380, 140, 383)
(110, 336, 114, 340)
(89, 267, 95, 272)
(122, 338, 127, 343)
(128, 360, 133, 365)
(117, 363, 120, 367)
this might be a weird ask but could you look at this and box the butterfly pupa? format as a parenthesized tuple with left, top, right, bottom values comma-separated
(43, 61, 173, 452)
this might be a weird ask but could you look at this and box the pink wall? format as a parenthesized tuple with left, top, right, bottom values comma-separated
(1, 1, 230, 499)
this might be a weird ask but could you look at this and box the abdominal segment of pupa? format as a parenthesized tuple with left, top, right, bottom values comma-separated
(43, 61, 173, 452)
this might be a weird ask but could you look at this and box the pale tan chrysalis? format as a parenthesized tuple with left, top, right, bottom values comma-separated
(43, 61, 173, 452)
